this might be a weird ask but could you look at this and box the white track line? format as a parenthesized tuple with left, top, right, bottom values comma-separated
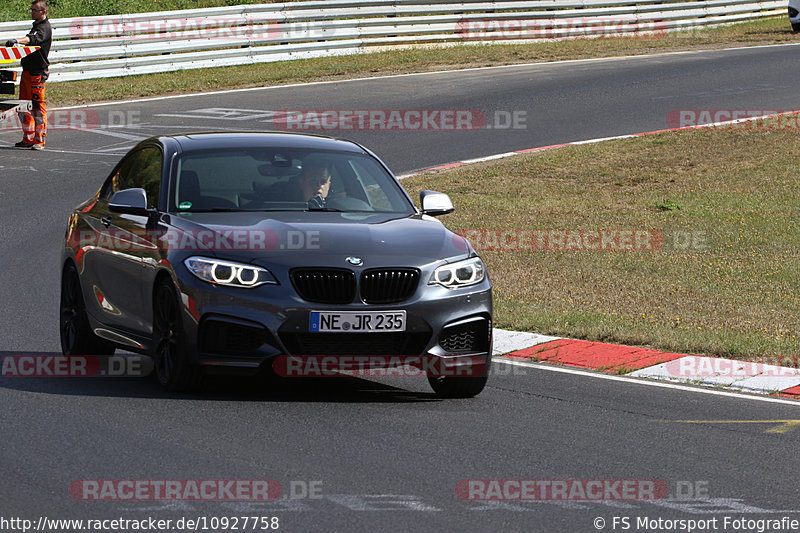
(493, 358, 800, 407)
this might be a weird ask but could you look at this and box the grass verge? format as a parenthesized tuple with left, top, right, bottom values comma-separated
(32, 16, 800, 108)
(401, 120, 800, 358)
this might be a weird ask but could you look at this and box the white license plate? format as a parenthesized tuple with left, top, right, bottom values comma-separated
(309, 311, 406, 332)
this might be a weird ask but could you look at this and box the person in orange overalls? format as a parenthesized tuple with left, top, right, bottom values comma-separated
(5, 0, 52, 150)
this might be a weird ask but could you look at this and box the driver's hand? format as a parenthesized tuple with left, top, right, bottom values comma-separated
(308, 195, 326, 209)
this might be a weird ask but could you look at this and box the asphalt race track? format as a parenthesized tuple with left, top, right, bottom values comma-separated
(2, 44, 800, 532)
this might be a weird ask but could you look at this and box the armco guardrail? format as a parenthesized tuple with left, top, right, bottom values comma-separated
(0, 0, 785, 82)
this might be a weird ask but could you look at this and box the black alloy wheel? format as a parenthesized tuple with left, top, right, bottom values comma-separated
(60, 263, 114, 356)
(153, 280, 200, 391)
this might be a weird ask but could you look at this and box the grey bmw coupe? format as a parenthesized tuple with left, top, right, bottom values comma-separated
(60, 132, 492, 397)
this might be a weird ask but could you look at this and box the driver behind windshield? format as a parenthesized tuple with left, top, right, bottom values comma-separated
(297, 163, 331, 203)
(267, 160, 331, 207)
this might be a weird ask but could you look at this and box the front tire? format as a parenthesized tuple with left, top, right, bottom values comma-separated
(60, 263, 115, 356)
(152, 280, 201, 391)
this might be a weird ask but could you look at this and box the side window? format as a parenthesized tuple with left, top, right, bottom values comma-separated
(99, 169, 121, 202)
(349, 159, 392, 210)
(99, 146, 163, 209)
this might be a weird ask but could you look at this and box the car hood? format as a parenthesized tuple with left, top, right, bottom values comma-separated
(162, 211, 473, 268)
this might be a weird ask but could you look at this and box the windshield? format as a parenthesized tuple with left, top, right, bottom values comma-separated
(170, 148, 415, 214)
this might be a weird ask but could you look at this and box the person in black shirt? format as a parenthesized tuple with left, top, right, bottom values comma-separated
(263, 162, 332, 209)
(5, 0, 52, 150)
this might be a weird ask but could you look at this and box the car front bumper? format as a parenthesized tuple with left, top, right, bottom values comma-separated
(174, 268, 493, 376)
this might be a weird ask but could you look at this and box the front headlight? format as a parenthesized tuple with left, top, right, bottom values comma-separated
(430, 257, 485, 288)
(184, 257, 277, 288)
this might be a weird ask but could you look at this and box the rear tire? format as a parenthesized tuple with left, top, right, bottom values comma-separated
(60, 263, 115, 356)
(793, 22, 800, 32)
(152, 280, 201, 391)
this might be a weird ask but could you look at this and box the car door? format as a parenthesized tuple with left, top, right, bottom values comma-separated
(80, 145, 164, 338)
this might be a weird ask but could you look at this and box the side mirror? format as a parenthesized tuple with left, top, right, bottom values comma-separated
(109, 188, 154, 217)
(420, 190, 454, 217)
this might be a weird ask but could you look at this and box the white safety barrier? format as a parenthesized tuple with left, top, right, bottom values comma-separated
(0, 0, 785, 82)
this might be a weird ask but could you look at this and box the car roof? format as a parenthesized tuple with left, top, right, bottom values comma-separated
(163, 132, 369, 154)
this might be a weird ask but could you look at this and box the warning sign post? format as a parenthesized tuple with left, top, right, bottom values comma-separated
(0, 46, 39, 120)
